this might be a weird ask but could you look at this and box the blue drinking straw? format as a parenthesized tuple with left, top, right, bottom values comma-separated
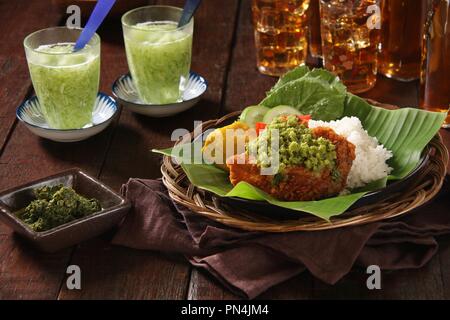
(74, 0, 117, 51)
(178, 0, 202, 28)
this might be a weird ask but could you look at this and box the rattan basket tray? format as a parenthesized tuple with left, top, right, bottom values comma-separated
(161, 107, 448, 232)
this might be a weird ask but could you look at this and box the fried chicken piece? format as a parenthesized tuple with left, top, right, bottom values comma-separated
(227, 127, 355, 201)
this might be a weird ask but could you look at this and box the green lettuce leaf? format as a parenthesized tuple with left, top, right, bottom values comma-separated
(268, 65, 346, 95)
(304, 68, 347, 94)
(260, 77, 345, 121)
(268, 65, 310, 94)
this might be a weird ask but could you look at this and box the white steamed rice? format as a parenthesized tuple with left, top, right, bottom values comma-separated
(309, 116, 393, 189)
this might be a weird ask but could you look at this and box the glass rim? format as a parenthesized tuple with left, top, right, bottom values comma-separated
(23, 26, 100, 56)
(121, 5, 193, 32)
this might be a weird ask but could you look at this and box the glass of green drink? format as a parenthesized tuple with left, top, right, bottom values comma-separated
(24, 27, 100, 129)
(122, 6, 193, 104)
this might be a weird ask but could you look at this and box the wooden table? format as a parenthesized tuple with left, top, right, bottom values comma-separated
(1, 0, 449, 300)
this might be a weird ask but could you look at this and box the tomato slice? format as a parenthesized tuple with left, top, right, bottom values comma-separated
(255, 122, 267, 135)
(297, 114, 311, 124)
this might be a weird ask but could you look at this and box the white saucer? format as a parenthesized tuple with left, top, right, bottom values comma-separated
(111, 71, 207, 118)
(16, 93, 118, 143)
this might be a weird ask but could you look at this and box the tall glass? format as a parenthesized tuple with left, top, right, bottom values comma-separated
(122, 6, 193, 104)
(379, 0, 426, 81)
(420, 0, 450, 128)
(319, 0, 381, 93)
(24, 27, 100, 129)
(252, 0, 310, 76)
(308, 0, 322, 58)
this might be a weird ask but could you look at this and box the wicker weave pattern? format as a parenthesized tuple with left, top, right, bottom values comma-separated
(161, 111, 448, 232)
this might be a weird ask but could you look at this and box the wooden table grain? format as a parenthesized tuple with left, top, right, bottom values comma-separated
(0, 0, 449, 300)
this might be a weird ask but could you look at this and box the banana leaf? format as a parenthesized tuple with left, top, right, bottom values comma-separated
(154, 67, 446, 220)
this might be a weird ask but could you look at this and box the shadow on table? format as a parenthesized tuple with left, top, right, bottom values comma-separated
(37, 122, 142, 177)
(130, 97, 221, 130)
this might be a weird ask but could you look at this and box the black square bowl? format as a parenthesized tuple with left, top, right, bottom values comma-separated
(0, 168, 130, 252)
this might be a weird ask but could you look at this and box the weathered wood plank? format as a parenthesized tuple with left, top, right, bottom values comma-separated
(0, 0, 63, 154)
(58, 236, 190, 299)
(58, 0, 241, 300)
(220, 0, 277, 116)
(0, 232, 72, 299)
(188, 269, 239, 300)
(312, 256, 444, 299)
(0, 0, 69, 300)
(0, 1, 125, 299)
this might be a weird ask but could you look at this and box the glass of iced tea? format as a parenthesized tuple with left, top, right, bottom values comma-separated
(319, 0, 381, 93)
(252, 0, 310, 76)
(420, 0, 450, 128)
(379, 0, 426, 81)
(308, 0, 322, 58)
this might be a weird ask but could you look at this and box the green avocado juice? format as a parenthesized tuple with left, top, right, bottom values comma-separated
(123, 21, 193, 104)
(27, 43, 100, 129)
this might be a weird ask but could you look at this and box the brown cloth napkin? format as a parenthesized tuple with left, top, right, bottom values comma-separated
(112, 178, 450, 299)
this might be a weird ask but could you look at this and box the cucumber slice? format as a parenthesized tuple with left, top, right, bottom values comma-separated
(262, 105, 301, 124)
(239, 105, 270, 127)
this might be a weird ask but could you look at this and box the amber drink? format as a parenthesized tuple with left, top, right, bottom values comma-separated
(379, 0, 426, 81)
(252, 0, 310, 76)
(319, 0, 381, 93)
(308, 0, 322, 58)
(420, 0, 450, 127)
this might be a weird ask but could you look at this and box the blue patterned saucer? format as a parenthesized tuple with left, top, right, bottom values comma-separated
(112, 71, 207, 117)
(17, 93, 118, 143)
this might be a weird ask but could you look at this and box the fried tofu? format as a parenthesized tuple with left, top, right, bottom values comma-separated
(202, 121, 255, 171)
